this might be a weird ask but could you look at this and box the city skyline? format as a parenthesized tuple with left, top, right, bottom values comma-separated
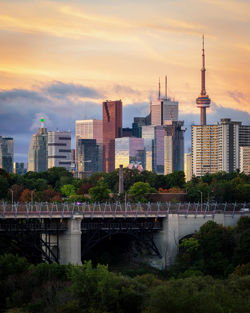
(0, 0, 250, 162)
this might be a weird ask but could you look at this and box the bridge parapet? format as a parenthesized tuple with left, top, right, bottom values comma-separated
(0, 201, 249, 219)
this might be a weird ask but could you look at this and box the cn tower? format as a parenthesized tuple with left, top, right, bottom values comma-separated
(196, 35, 211, 125)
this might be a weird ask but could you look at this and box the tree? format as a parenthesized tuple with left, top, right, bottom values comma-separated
(89, 182, 111, 202)
(20, 189, 34, 202)
(0, 175, 9, 199)
(8, 184, 24, 202)
(77, 182, 93, 195)
(128, 182, 152, 203)
(60, 184, 76, 197)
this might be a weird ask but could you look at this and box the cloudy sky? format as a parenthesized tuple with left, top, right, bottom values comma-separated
(0, 0, 250, 162)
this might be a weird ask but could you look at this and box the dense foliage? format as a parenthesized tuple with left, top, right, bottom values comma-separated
(0, 167, 250, 202)
(0, 254, 249, 313)
(170, 217, 250, 278)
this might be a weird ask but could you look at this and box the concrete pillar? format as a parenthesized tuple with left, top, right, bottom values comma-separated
(119, 164, 124, 194)
(59, 216, 82, 265)
(153, 215, 179, 269)
(165, 214, 179, 267)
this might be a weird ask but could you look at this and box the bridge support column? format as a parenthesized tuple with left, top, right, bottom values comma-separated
(153, 215, 179, 269)
(59, 216, 82, 265)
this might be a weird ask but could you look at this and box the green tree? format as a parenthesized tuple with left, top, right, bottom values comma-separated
(60, 184, 76, 197)
(89, 182, 111, 202)
(128, 182, 152, 203)
(0, 175, 9, 199)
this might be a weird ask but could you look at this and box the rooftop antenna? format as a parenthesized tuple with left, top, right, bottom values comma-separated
(40, 117, 45, 128)
(158, 77, 161, 99)
(165, 75, 168, 99)
(149, 95, 152, 114)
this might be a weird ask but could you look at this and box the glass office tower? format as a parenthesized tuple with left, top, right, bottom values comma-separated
(115, 137, 145, 169)
(103, 100, 122, 173)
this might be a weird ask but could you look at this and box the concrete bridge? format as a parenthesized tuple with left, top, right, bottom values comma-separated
(0, 202, 249, 268)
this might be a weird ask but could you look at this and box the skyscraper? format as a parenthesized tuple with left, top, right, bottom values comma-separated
(28, 119, 48, 172)
(13, 162, 26, 175)
(196, 36, 211, 125)
(115, 137, 145, 169)
(240, 146, 250, 174)
(0, 136, 14, 173)
(77, 139, 99, 177)
(141, 125, 155, 171)
(164, 121, 185, 174)
(75, 119, 103, 172)
(184, 153, 192, 182)
(151, 77, 179, 126)
(48, 131, 71, 171)
(103, 100, 122, 172)
(153, 126, 165, 174)
(192, 118, 250, 176)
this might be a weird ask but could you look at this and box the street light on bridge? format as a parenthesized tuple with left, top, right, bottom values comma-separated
(199, 191, 203, 211)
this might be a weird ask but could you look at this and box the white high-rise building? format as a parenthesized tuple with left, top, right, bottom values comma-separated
(240, 146, 250, 174)
(75, 119, 103, 172)
(192, 119, 250, 176)
(48, 131, 71, 171)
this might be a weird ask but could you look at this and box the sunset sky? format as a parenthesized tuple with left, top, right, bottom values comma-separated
(0, 0, 250, 162)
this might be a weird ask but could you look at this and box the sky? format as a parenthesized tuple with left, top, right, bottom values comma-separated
(0, 0, 250, 162)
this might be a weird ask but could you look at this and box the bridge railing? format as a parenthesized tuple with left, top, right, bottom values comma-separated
(0, 201, 249, 219)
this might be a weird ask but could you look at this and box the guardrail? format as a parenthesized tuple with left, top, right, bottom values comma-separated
(0, 201, 249, 219)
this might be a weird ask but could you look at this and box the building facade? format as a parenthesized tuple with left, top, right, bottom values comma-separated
(28, 127, 48, 172)
(48, 131, 72, 171)
(75, 119, 103, 173)
(77, 139, 99, 177)
(240, 146, 250, 174)
(0, 136, 14, 173)
(115, 137, 145, 169)
(192, 119, 250, 176)
(184, 153, 192, 182)
(103, 100, 122, 173)
(153, 126, 165, 174)
(13, 162, 27, 175)
(164, 121, 185, 175)
(141, 125, 155, 171)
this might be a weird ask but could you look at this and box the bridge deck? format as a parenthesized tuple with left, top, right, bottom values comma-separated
(0, 201, 249, 219)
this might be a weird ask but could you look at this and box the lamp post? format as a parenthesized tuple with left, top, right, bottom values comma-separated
(31, 190, 35, 208)
(10, 189, 14, 210)
(199, 191, 203, 211)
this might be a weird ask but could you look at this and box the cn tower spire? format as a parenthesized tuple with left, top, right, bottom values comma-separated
(196, 35, 211, 125)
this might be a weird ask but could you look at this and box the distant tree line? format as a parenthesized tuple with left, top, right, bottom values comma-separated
(0, 167, 249, 203)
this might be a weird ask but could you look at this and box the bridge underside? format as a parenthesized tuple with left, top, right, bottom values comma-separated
(81, 218, 162, 261)
(0, 218, 163, 265)
(0, 219, 67, 263)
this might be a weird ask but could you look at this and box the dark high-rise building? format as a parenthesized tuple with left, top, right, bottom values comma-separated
(132, 115, 151, 138)
(122, 128, 133, 137)
(164, 121, 185, 174)
(77, 139, 98, 177)
(103, 100, 122, 172)
(0, 136, 14, 173)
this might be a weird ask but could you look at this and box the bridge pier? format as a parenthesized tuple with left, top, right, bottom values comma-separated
(59, 215, 82, 265)
(153, 213, 245, 269)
